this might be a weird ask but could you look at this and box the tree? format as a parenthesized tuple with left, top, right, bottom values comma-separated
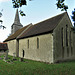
(12, 0, 75, 26)
(56, 0, 68, 11)
(56, 0, 75, 26)
(0, 11, 3, 28)
(12, 0, 27, 16)
(1, 0, 75, 29)
(12, 0, 32, 16)
(1, 0, 27, 29)
(12, 0, 69, 15)
(71, 9, 75, 26)
(0, 10, 6, 29)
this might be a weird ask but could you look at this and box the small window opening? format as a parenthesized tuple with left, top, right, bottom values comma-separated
(37, 38, 39, 49)
(23, 50, 24, 57)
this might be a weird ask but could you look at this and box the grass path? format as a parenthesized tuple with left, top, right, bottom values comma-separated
(0, 55, 75, 75)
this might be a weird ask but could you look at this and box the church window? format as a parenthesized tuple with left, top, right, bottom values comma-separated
(66, 25, 69, 57)
(61, 28, 63, 47)
(66, 25, 68, 46)
(23, 50, 24, 57)
(37, 38, 39, 49)
(69, 31, 71, 47)
(70, 31, 73, 56)
(28, 39, 29, 48)
(61, 28, 64, 58)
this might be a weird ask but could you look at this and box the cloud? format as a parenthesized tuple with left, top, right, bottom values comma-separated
(0, 0, 10, 2)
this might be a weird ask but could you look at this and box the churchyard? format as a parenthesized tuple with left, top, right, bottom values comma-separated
(0, 55, 75, 75)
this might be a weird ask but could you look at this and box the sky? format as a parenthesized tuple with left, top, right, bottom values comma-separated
(0, 0, 75, 42)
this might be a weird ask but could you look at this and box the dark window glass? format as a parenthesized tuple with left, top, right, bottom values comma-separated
(37, 38, 39, 49)
(61, 28, 63, 47)
(23, 50, 24, 57)
(28, 39, 29, 48)
(66, 25, 68, 46)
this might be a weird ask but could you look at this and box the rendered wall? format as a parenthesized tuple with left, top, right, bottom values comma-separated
(6, 39, 17, 56)
(19, 33, 54, 63)
(53, 14, 75, 63)
(72, 31, 75, 59)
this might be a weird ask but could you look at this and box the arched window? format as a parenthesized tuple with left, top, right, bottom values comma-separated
(28, 39, 29, 48)
(70, 31, 73, 56)
(61, 28, 64, 58)
(37, 38, 39, 49)
(69, 31, 71, 47)
(66, 25, 68, 46)
(66, 25, 69, 57)
(61, 28, 63, 47)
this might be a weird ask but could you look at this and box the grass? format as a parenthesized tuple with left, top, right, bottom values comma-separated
(0, 55, 75, 75)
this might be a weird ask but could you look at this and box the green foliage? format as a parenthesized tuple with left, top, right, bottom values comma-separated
(0, 24, 6, 29)
(56, 0, 75, 29)
(12, 0, 32, 16)
(0, 55, 75, 75)
(72, 9, 75, 26)
(19, 10, 26, 16)
(12, 0, 27, 16)
(0, 12, 2, 17)
(0, 12, 3, 25)
(56, 0, 68, 11)
(0, 20, 3, 23)
(0, 10, 6, 29)
(12, 0, 27, 8)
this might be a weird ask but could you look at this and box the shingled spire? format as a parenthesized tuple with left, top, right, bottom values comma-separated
(11, 9, 23, 35)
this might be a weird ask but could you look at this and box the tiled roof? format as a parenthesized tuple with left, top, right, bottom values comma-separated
(0, 43, 8, 50)
(4, 12, 66, 41)
(18, 12, 66, 39)
(4, 25, 30, 42)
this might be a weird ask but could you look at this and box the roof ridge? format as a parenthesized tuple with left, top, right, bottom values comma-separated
(4, 23, 33, 42)
(4, 12, 67, 41)
(12, 23, 32, 34)
(33, 12, 66, 26)
(17, 23, 33, 39)
(17, 12, 67, 39)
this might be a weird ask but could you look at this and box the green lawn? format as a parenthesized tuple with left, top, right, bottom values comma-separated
(0, 55, 75, 75)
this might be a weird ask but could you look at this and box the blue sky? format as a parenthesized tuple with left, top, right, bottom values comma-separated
(0, 0, 75, 42)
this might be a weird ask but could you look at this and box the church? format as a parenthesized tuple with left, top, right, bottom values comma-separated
(4, 9, 75, 63)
